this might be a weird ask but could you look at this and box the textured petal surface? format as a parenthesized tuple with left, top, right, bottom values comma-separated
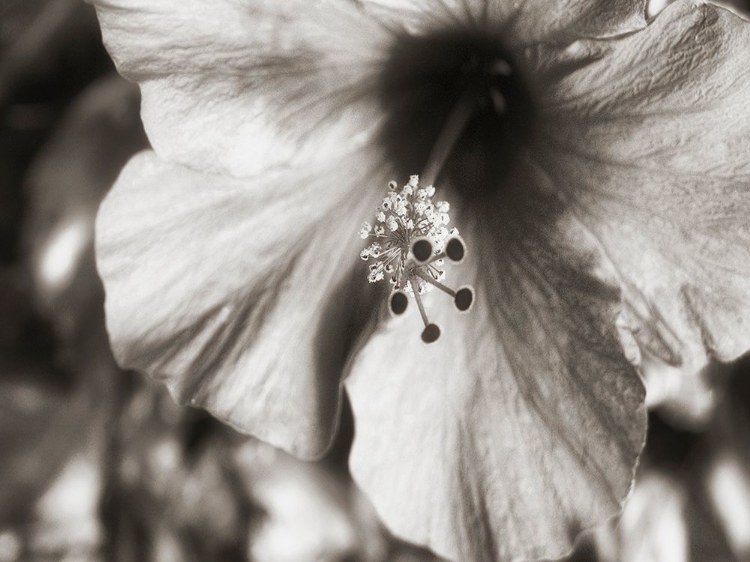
(357, 0, 646, 47)
(97, 151, 385, 458)
(346, 179, 647, 561)
(534, 0, 750, 384)
(93, 0, 392, 176)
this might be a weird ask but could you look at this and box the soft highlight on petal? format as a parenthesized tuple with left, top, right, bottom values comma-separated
(346, 184, 647, 561)
(96, 151, 385, 459)
(534, 0, 750, 386)
(358, 0, 646, 47)
(93, 0, 393, 176)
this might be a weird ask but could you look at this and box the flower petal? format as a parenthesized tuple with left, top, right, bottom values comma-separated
(534, 1, 750, 384)
(345, 184, 647, 561)
(357, 0, 646, 46)
(92, 0, 392, 176)
(96, 150, 385, 459)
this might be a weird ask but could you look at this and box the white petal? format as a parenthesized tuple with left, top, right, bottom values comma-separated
(93, 0, 392, 176)
(97, 150, 386, 458)
(346, 188, 646, 561)
(535, 1, 750, 384)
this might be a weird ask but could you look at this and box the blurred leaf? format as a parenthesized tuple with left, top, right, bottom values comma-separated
(23, 73, 146, 339)
(0, 267, 75, 524)
(0, 0, 111, 108)
(0, 0, 115, 263)
(0, 60, 144, 558)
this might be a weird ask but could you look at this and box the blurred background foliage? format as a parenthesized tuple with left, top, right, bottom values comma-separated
(0, 1, 749, 561)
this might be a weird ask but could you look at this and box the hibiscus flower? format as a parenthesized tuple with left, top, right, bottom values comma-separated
(92, 0, 750, 560)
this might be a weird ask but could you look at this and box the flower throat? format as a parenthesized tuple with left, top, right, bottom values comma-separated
(379, 28, 534, 200)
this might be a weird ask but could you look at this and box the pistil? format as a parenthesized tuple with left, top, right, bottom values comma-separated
(420, 89, 482, 188)
(361, 70, 501, 342)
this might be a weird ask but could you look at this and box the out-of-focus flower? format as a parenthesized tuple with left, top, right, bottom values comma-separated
(706, 449, 750, 560)
(599, 470, 690, 562)
(91, 0, 750, 559)
(702, 367, 750, 561)
(643, 358, 721, 430)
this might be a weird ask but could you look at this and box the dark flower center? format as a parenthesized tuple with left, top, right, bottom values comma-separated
(379, 28, 534, 202)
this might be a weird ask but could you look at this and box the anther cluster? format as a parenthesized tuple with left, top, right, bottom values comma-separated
(360, 174, 452, 290)
(360, 175, 473, 343)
